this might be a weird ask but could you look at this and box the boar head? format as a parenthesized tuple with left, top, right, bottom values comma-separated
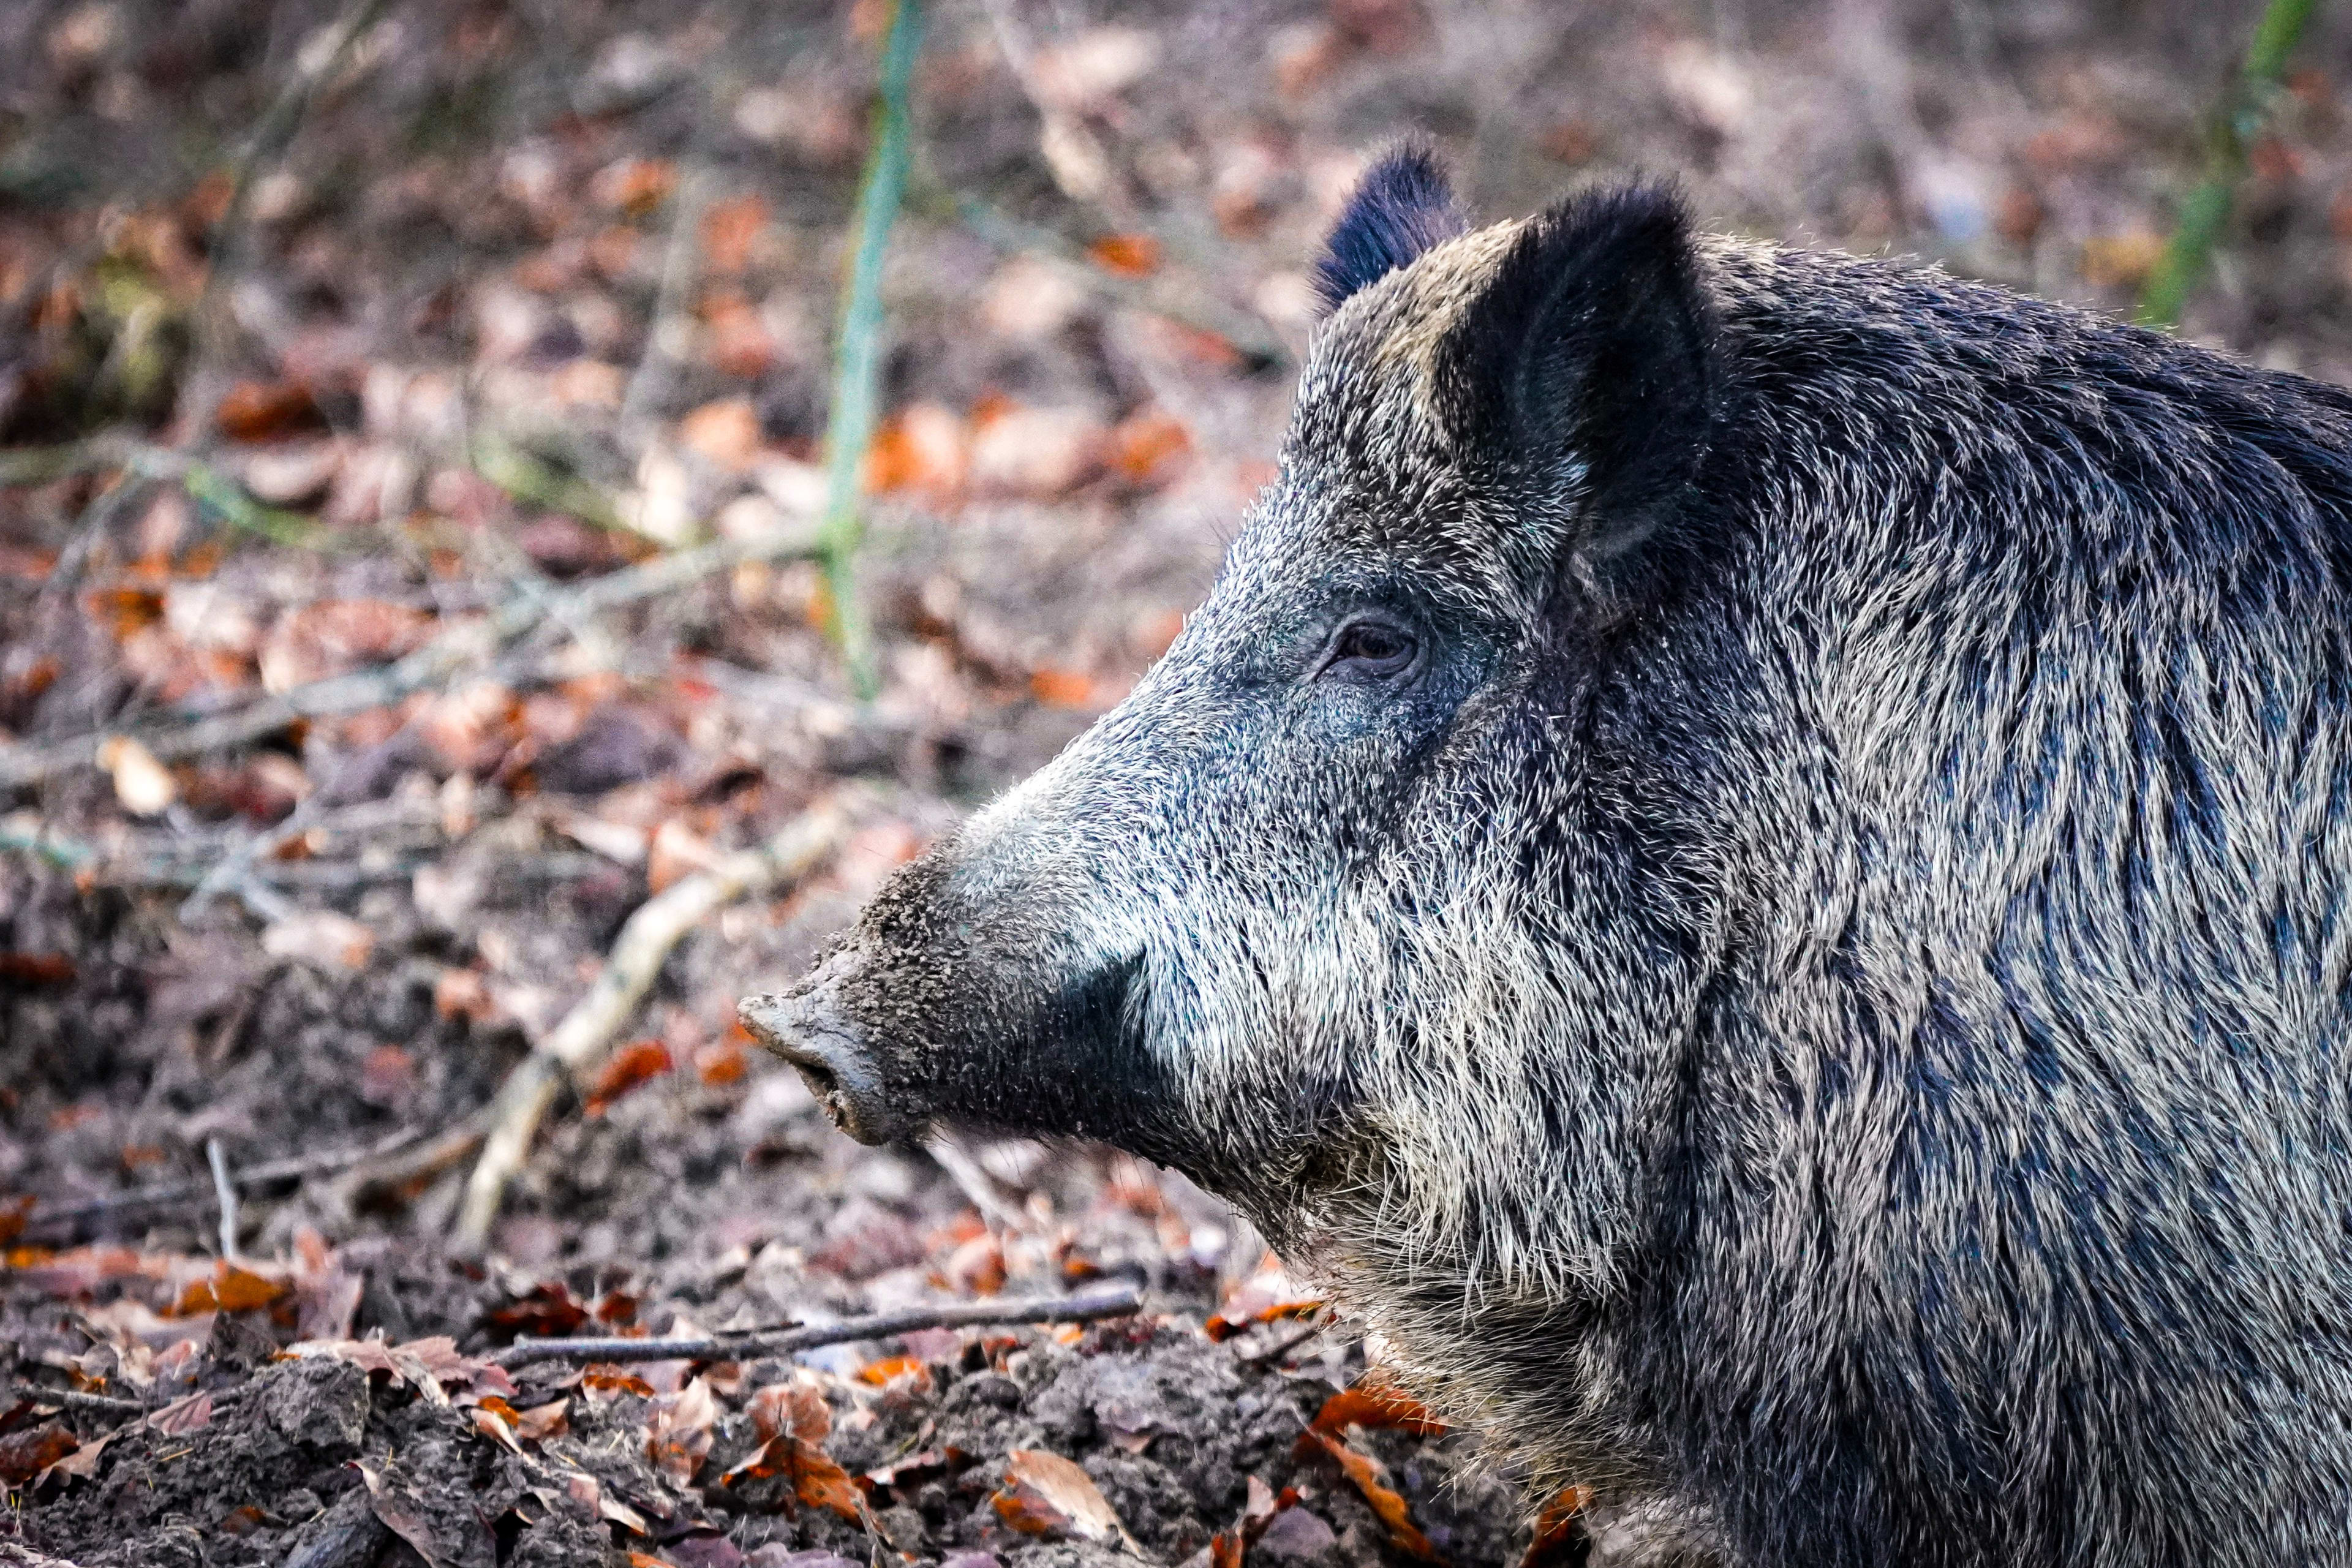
(742, 146, 1722, 1294)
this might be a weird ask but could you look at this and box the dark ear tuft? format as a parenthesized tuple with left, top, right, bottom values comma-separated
(1439, 181, 1715, 559)
(1312, 140, 1471, 312)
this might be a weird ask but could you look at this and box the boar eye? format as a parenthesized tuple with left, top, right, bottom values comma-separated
(1321, 617, 1419, 681)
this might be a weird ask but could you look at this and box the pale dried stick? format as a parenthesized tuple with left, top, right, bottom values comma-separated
(449, 801, 853, 1251)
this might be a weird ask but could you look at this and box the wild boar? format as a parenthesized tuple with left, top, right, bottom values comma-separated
(742, 144, 2352, 1567)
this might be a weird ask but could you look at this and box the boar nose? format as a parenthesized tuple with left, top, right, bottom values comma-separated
(736, 988, 910, 1147)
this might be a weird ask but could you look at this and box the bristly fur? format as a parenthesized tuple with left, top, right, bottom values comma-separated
(1311, 137, 1470, 312)
(752, 159, 2352, 1568)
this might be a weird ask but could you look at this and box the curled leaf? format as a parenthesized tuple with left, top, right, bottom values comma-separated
(990, 1449, 1139, 1551)
(1300, 1429, 1442, 1563)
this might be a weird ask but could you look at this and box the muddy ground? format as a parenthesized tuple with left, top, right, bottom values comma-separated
(6, 0, 2352, 1563)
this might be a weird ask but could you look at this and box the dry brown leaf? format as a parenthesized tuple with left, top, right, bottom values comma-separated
(586, 1039, 673, 1116)
(1521, 1485, 1593, 1567)
(990, 1449, 1139, 1551)
(1107, 410, 1192, 488)
(171, 1262, 290, 1316)
(699, 195, 769, 274)
(1086, 233, 1161, 277)
(216, 380, 326, 442)
(864, 404, 967, 496)
(0, 1421, 78, 1484)
(646, 1376, 719, 1485)
(1310, 1382, 1447, 1437)
(1300, 1429, 1441, 1562)
(750, 1381, 831, 1446)
(968, 405, 1104, 497)
(515, 1398, 570, 1442)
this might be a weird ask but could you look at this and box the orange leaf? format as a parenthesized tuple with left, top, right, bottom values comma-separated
(215, 380, 325, 442)
(1086, 233, 1161, 277)
(583, 1365, 658, 1396)
(1210, 1533, 1245, 1568)
(1310, 1383, 1447, 1437)
(1521, 1485, 1592, 1568)
(1030, 668, 1097, 709)
(1107, 410, 1191, 486)
(586, 1041, 673, 1116)
(0, 1194, 31, 1245)
(857, 1355, 924, 1386)
(695, 1042, 747, 1085)
(1302, 1430, 1442, 1562)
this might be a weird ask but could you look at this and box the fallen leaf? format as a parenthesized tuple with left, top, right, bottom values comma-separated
(1310, 1382, 1447, 1437)
(488, 1282, 590, 1338)
(515, 1398, 570, 1441)
(1085, 233, 1161, 277)
(216, 380, 326, 442)
(97, 735, 176, 816)
(646, 1376, 719, 1485)
(586, 1040, 674, 1116)
(471, 1404, 526, 1456)
(855, 1355, 929, 1387)
(1029, 668, 1098, 709)
(1107, 409, 1191, 487)
(1521, 1485, 1592, 1567)
(0, 953, 75, 989)
(2081, 230, 2166, 290)
(172, 1262, 290, 1315)
(145, 1390, 214, 1436)
(0, 1421, 78, 1483)
(258, 598, 433, 692)
(990, 1449, 1140, 1551)
(863, 403, 967, 496)
(582, 1365, 658, 1397)
(1300, 1429, 1441, 1562)
(750, 1381, 831, 1445)
(0, 1194, 32, 1243)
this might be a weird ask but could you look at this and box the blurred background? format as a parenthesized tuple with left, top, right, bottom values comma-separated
(1, 2, 2348, 1564)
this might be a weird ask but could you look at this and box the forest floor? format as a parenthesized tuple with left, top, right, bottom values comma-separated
(4, 1, 2352, 1564)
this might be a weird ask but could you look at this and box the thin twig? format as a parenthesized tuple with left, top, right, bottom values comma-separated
(205, 1138, 241, 1261)
(494, 1282, 1143, 1368)
(21, 1127, 423, 1240)
(0, 518, 822, 791)
(5, 1384, 149, 1420)
(449, 800, 854, 1251)
(2136, 0, 2323, 326)
(818, 0, 925, 698)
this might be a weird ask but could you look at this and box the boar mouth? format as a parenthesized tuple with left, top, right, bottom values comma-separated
(736, 991, 916, 1146)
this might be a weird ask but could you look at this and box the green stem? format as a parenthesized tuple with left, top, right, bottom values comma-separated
(2135, 0, 2323, 327)
(819, 0, 925, 700)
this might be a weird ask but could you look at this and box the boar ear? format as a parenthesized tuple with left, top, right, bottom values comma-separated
(1440, 181, 1715, 563)
(1313, 139, 1471, 313)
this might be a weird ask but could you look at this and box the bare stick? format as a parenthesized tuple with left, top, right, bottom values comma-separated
(495, 1281, 1142, 1368)
(205, 1137, 242, 1261)
(617, 164, 712, 447)
(818, 0, 925, 698)
(449, 801, 853, 1251)
(5, 1384, 149, 1421)
(0, 519, 821, 791)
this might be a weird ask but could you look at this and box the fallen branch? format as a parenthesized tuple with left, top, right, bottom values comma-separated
(448, 800, 853, 1251)
(205, 1137, 242, 1261)
(6, 1383, 149, 1420)
(0, 517, 823, 792)
(817, 0, 925, 697)
(494, 1281, 1143, 1369)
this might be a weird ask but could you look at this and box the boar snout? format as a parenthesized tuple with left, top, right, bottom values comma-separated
(738, 960, 914, 1147)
